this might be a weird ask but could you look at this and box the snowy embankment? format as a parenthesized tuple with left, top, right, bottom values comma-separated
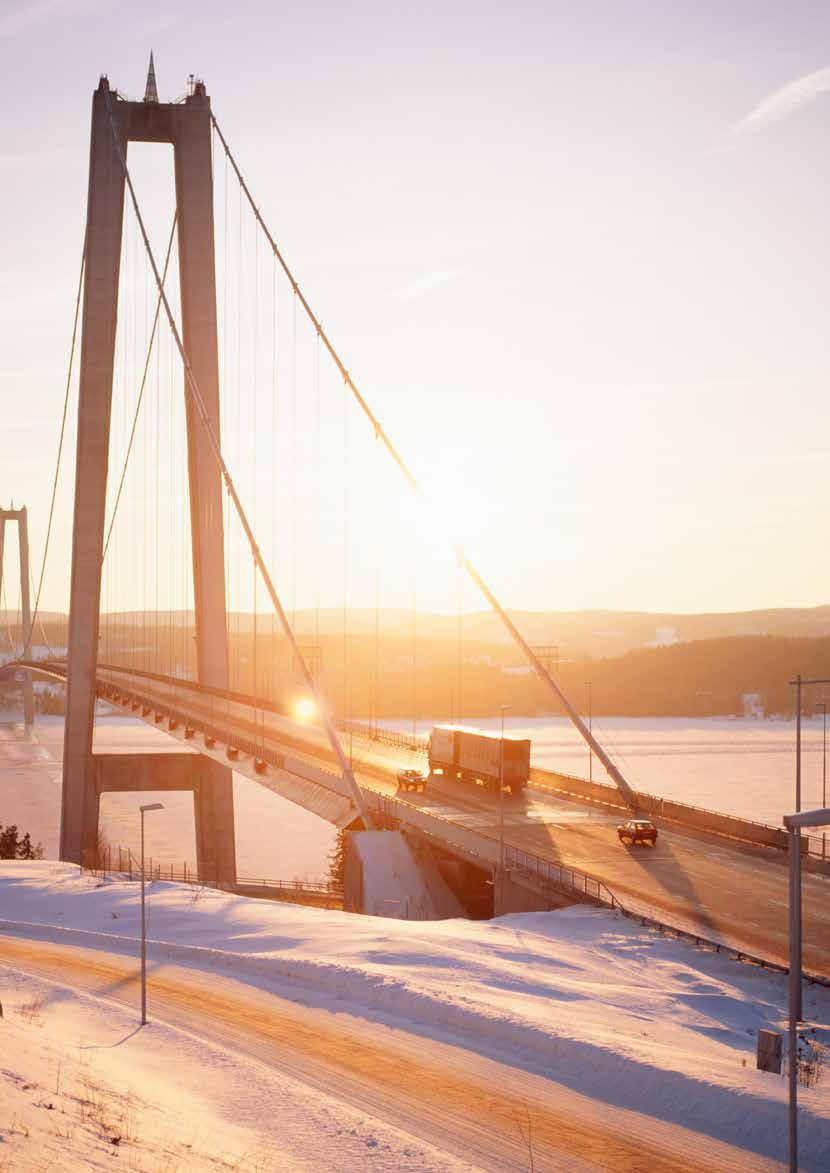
(0, 960, 465, 1171)
(1, 862, 828, 1168)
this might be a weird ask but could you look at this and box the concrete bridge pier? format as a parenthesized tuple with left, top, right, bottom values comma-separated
(0, 506, 34, 727)
(82, 751, 236, 883)
(60, 75, 234, 877)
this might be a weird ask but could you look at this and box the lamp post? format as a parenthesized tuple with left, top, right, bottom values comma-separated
(783, 806, 830, 1173)
(139, 802, 164, 1026)
(788, 674, 830, 1018)
(498, 705, 509, 905)
(585, 681, 593, 783)
(816, 702, 828, 807)
(817, 701, 827, 861)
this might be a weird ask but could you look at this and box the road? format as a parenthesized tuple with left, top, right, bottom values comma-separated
(414, 774, 830, 974)
(0, 933, 776, 1172)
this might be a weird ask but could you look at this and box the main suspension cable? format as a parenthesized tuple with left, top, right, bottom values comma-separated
(210, 110, 635, 802)
(104, 87, 370, 828)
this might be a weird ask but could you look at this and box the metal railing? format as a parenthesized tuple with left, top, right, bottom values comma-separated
(530, 764, 830, 864)
(504, 844, 620, 908)
(81, 844, 341, 900)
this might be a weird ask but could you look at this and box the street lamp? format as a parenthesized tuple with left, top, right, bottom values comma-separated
(816, 701, 827, 808)
(817, 702, 827, 862)
(498, 705, 509, 903)
(782, 806, 830, 1173)
(139, 802, 164, 1026)
(788, 674, 830, 1008)
(585, 681, 593, 782)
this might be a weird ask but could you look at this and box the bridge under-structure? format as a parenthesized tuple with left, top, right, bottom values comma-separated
(60, 73, 235, 880)
(0, 506, 34, 726)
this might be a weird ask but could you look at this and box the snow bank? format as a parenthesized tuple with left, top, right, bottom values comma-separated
(0, 861, 828, 1168)
(352, 829, 465, 918)
(0, 959, 464, 1171)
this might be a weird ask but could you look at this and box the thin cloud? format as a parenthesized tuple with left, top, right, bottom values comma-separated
(735, 65, 830, 133)
(0, 0, 93, 40)
(399, 268, 461, 301)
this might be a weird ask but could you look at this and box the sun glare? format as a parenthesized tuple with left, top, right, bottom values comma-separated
(293, 697, 316, 722)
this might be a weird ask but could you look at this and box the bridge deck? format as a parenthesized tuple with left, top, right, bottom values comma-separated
(30, 662, 830, 977)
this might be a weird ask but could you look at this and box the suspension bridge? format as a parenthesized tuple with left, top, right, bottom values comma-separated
(4, 61, 829, 975)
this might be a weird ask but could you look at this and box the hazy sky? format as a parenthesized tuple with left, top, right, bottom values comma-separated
(2, 1, 830, 617)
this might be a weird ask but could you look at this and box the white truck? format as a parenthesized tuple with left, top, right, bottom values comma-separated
(428, 725, 530, 795)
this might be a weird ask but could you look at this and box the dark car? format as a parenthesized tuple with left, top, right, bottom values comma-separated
(396, 767, 429, 793)
(617, 818, 658, 846)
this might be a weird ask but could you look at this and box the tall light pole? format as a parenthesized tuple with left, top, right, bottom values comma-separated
(795, 674, 802, 813)
(783, 806, 830, 1173)
(139, 802, 164, 1026)
(498, 705, 509, 901)
(585, 681, 593, 782)
(789, 674, 830, 1007)
(816, 701, 827, 809)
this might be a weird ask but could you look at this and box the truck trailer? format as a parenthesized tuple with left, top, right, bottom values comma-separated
(428, 725, 530, 794)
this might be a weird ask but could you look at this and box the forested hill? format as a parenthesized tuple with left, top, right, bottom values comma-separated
(551, 635, 830, 717)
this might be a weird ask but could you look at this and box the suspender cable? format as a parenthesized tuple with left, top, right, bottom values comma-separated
(104, 88, 371, 829)
(25, 241, 86, 658)
(211, 110, 635, 804)
(102, 212, 178, 563)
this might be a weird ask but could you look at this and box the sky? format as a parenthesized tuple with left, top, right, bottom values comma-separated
(2, 1, 830, 617)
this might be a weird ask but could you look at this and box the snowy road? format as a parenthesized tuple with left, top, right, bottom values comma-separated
(0, 932, 777, 1172)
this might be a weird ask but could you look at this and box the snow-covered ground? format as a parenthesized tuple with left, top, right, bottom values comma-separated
(0, 948, 467, 1171)
(1, 861, 827, 1168)
(387, 714, 829, 827)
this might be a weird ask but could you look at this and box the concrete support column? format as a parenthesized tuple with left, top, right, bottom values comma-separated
(174, 87, 235, 883)
(17, 507, 34, 725)
(193, 757, 237, 883)
(0, 508, 35, 726)
(61, 79, 127, 864)
(174, 88, 228, 690)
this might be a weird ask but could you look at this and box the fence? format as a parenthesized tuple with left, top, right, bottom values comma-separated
(81, 843, 342, 901)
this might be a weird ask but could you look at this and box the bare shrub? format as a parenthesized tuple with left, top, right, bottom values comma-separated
(17, 995, 46, 1024)
(798, 1036, 826, 1089)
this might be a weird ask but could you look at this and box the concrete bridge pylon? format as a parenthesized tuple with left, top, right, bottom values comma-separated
(60, 70, 236, 881)
(0, 505, 34, 726)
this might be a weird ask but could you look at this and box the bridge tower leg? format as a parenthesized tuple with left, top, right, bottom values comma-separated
(61, 75, 235, 881)
(0, 506, 35, 726)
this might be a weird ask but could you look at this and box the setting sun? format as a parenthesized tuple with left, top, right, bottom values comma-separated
(293, 697, 316, 722)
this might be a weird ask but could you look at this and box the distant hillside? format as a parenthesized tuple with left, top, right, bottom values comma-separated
(8, 603, 830, 660)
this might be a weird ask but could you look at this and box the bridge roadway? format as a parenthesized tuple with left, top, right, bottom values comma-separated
(36, 661, 830, 977)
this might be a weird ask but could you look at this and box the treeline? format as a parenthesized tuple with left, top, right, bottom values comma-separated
(0, 825, 42, 860)
(91, 628, 830, 718)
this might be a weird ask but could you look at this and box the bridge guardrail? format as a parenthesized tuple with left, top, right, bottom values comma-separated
(81, 843, 342, 900)
(530, 763, 828, 863)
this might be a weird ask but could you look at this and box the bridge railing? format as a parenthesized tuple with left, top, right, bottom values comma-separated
(503, 844, 620, 908)
(81, 843, 342, 901)
(340, 718, 429, 755)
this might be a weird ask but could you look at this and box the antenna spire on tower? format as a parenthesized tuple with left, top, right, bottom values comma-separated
(144, 51, 159, 103)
